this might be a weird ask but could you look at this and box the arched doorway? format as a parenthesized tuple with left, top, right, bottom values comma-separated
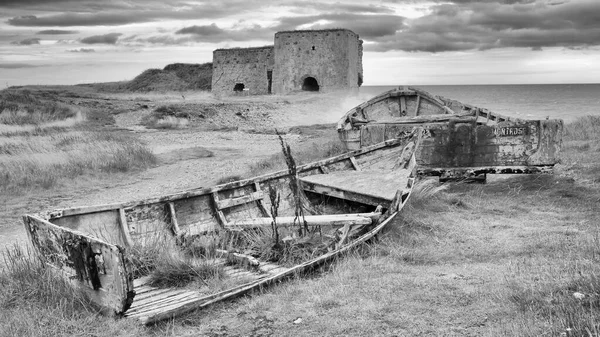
(302, 77, 319, 91)
(233, 83, 245, 92)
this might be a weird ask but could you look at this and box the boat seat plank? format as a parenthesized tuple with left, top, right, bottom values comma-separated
(227, 214, 372, 228)
(300, 170, 409, 207)
(216, 191, 264, 210)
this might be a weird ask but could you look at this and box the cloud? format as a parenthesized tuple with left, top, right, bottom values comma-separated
(10, 38, 41, 45)
(369, 0, 600, 52)
(80, 33, 122, 44)
(37, 29, 78, 35)
(273, 13, 406, 39)
(176, 23, 224, 36)
(67, 48, 95, 52)
(142, 23, 273, 45)
(5, 1, 264, 27)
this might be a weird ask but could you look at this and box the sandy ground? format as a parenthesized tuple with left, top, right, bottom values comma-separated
(0, 90, 366, 251)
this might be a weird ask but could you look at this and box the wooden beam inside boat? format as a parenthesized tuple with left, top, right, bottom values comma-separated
(227, 214, 374, 228)
(301, 181, 391, 207)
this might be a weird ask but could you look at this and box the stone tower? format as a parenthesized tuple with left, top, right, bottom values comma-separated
(273, 29, 363, 94)
(211, 29, 362, 96)
(212, 46, 275, 95)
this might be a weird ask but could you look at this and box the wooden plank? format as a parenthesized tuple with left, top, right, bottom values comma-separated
(215, 191, 264, 210)
(418, 165, 554, 176)
(400, 95, 407, 115)
(23, 215, 134, 315)
(349, 157, 361, 171)
(167, 202, 181, 236)
(254, 182, 271, 217)
(130, 288, 186, 306)
(118, 208, 133, 247)
(211, 193, 228, 227)
(414, 95, 421, 116)
(217, 249, 260, 268)
(50, 136, 414, 219)
(302, 182, 391, 208)
(300, 170, 410, 207)
(227, 214, 373, 228)
(131, 208, 405, 325)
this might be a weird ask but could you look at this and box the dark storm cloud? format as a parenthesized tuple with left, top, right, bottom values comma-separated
(176, 23, 224, 36)
(287, 2, 395, 14)
(10, 38, 41, 45)
(142, 23, 272, 45)
(37, 29, 78, 35)
(370, 0, 600, 52)
(67, 48, 95, 52)
(80, 33, 121, 44)
(274, 13, 406, 38)
(5, 1, 263, 27)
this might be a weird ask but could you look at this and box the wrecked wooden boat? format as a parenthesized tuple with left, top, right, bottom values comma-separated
(338, 86, 563, 179)
(23, 129, 422, 325)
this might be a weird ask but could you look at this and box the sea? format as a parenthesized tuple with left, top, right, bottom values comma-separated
(359, 84, 600, 122)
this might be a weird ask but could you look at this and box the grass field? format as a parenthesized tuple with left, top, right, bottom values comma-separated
(0, 91, 156, 193)
(0, 115, 598, 336)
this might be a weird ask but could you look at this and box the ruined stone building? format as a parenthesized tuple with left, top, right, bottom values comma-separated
(212, 29, 363, 95)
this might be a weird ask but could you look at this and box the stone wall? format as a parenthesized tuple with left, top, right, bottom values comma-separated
(272, 29, 361, 94)
(212, 46, 274, 96)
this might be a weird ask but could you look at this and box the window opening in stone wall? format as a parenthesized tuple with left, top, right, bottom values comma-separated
(233, 83, 245, 92)
(302, 77, 319, 91)
(267, 71, 273, 94)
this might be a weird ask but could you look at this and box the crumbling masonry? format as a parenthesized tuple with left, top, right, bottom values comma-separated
(212, 29, 363, 95)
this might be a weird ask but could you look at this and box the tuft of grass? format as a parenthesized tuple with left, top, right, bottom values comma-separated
(148, 257, 224, 288)
(127, 232, 224, 288)
(0, 90, 77, 125)
(142, 105, 191, 129)
(0, 129, 157, 193)
(0, 244, 141, 336)
(564, 115, 600, 141)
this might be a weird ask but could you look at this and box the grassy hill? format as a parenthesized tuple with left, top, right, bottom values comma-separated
(90, 62, 212, 92)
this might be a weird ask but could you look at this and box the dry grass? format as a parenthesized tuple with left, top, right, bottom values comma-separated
(1, 115, 599, 336)
(0, 244, 139, 336)
(0, 129, 156, 193)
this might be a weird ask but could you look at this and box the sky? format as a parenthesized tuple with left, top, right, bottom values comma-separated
(0, 0, 599, 87)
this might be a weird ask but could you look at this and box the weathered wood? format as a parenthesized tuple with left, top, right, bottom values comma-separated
(400, 96, 407, 115)
(227, 214, 373, 228)
(414, 95, 421, 116)
(419, 165, 554, 176)
(254, 182, 272, 217)
(300, 170, 410, 207)
(216, 191, 264, 210)
(319, 165, 330, 174)
(216, 249, 260, 269)
(23, 215, 135, 314)
(349, 157, 361, 171)
(118, 208, 133, 247)
(47, 137, 411, 220)
(25, 129, 423, 326)
(167, 202, 181, 236)
(211, 192, 228, 227)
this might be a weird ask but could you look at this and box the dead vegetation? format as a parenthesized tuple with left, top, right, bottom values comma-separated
(0, 104, 599, 336)
(0, 89, 157, 193)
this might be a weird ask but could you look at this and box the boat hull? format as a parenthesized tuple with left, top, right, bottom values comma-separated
(23, 130, 422, 324)
(338, 87, 563, 174)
